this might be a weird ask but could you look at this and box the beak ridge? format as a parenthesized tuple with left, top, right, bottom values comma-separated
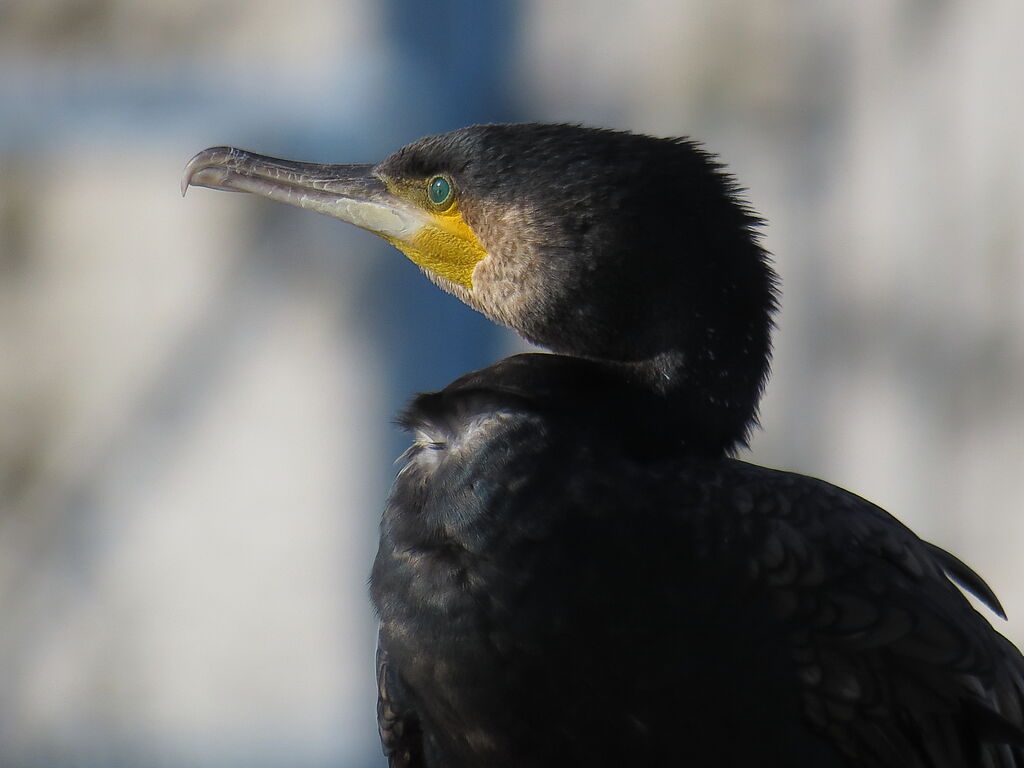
(181, 147, 424, 241)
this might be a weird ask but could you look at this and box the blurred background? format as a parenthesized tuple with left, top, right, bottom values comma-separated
(1, 1, 1021, 765)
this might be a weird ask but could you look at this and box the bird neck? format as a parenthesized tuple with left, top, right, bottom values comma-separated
(506, 292, 772, 456)
(460, 335, 767, 460)
(531, 260, 774, 456)
(613, 333, 768, 456)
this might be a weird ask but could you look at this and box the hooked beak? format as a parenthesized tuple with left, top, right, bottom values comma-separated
(181, 147, 427, 244)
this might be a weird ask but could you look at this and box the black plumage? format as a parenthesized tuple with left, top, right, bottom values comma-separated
(183, 124, 1024, 767)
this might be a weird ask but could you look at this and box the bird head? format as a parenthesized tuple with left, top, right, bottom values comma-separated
(184, 124, 776, 450)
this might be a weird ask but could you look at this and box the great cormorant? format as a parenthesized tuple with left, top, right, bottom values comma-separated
(183, 123, 1024, 767)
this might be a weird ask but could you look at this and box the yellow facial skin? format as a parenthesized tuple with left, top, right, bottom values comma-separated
(381, 177, 488, 291)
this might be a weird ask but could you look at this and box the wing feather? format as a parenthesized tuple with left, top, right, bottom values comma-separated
(726, 462, 1024, 767)
(377, 640, 425, 768)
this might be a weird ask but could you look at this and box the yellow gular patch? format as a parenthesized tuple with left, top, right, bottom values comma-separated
(387, 209, 488, 290)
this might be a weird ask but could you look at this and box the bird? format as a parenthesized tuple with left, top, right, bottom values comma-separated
(183, 123, 1024, 767)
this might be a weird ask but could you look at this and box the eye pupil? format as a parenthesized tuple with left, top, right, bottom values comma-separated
(428, 176, 452, 206)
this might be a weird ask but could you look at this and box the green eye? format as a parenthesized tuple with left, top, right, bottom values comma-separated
(427, 175, 453, 206)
